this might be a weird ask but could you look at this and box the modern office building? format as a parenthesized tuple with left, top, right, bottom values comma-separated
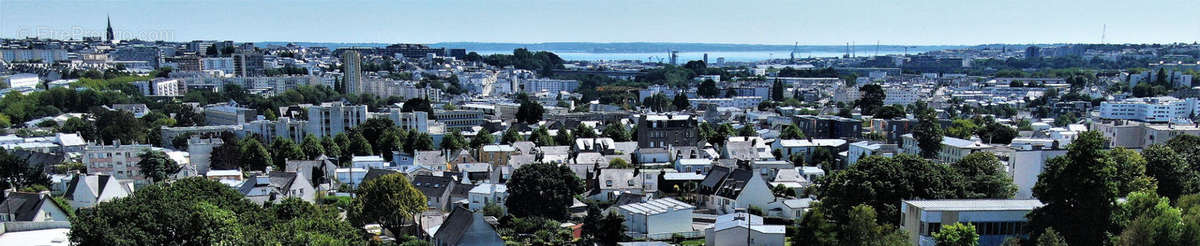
(434, 109, 487, 131)
(901, 199, 1043, 246)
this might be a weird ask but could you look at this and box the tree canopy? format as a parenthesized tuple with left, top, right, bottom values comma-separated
(505, 163, 584, 220)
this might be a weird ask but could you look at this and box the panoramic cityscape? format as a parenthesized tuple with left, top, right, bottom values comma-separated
(1, 0, 1200, 246)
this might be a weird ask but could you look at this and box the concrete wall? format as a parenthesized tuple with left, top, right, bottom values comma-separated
(0, 221, 71, 234)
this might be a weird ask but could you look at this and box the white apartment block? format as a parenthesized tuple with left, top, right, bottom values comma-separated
(689, 96, 764, 109)
(1099, 96, 1197, 123)
(382, 109, 429, 133)
(200, 57, 236, 74)
(132, 78, 181, 97)
(305, 102, 369, 137)
(901, 134, 992, 163)
(522, 78, 579, 93)
(242, 117, 309, 144)
(83, 143, 186, 185)
(2, 73, 39, 89)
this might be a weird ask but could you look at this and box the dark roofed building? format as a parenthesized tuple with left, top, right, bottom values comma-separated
(0, 190, 69, 222)
(412, 175, 456, 211)
(237, 171, 316, 205)
(433, 206, 504, 246)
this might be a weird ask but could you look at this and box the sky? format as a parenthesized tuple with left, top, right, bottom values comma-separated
(1, 0, 1198, 45)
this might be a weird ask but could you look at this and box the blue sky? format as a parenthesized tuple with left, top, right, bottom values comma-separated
(2, 0, 1198, 45)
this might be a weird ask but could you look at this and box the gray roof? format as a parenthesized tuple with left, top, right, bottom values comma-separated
(434, 206, 503, 246)
(238, 172, 299, 195)
(411, 175, 454, 199)
(0, 192, 59, 221)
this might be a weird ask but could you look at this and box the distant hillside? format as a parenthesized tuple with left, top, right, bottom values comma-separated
(257, 41, 967, 54)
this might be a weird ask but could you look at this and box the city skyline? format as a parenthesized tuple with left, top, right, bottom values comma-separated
(2, 0, 1199, 45)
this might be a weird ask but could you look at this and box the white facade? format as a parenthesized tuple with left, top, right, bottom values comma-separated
(305, 102, 369, 137)
(83, 143, 153, 184)
(618, 198, 695, 239)
(901, 134, 992, 163)
(522, 78, 579, 93)
(704, 213, 785, 246)
(1099, 96, 1197, 123)
(467, 183, 508, 212)
(901, 199, 1043, 246)
(688, 96, 764, 109)
(847, 141, 895, 166)
(2, 73, 39, 89)
(201, 57, 236, 74)
(351, 155, 388, 169)
(132, 78, 181, 96)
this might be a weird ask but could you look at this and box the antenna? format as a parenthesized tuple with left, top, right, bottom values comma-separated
(1101, 24, 1107, 44)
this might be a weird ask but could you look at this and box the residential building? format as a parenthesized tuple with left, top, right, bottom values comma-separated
(637, 114, 699, 148)
(901, 199, 1043, 246)
(434, 110, 487, 131)
(305, 102, 369, 137)
(901, 134, 993, 163)
(590, 168, 660, 201)
(238, 172, 316, 205)
(771, 139, 847, 164)
(385, 109, 430, 133)
(1099, 96, 1197, 123)
(242, 117, 308, 144)
(698, 166, 775, 214)
(63, 174, 132, 208)
(413, 175, 456, 211)
(204, 101, 257, 126)
(847, 141, 899, 166)
(467, 183, 507, 212)
(342, 50, 363, 94)
(2, 73, 38, 89)
(704, 212, 785, 246)
(82, 142, 153, 184)
(617, 198, 695, 240)
(521, 78, 580, 93)
(0, 190, 70, 222)
(478, 145, 518, 166)
(131, 78, 181, 96)
(0, 47, 68, 63)
(201, 57, 236, 74)
(794, 115, 862, 139)
(433, 206, 505, 246)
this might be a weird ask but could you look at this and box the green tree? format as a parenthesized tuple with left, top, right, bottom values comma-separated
(300, 134, 325, 160)
(913, 109, 944, 159)
(471, 132, 495, 148)
(239, 138, 272, 171)
(947, 119, 979, 139)
(771, 79, 786, 101)
(554, 129, 574, 148)
(441, 130, 467, 152)
(355, 173, 427, 237)
(321, 136, 342, 161)
(933, 223, 979, 246)
(952, 152, 1017, 198)
(409, 132, 435, 152)
(348, 133, 374, 156)
(873, 105, 906, 119)
(1143, 144, 1200, 200)
(516, 100, 545, 124)
(597, 211, 627, 245)
(602, 123, 631, 142)
(505, 163, 583, 220)
(270, 137, 305, 170)
(672, 93, 690, 110)
(501, 127, 524, 144)
(574, 123, 598, 138)
(840, 204, 909, 246)
(642, 93, 672, 112)
(698, 79, 719, 98)
(737, 124, 757, 137)
(976, 122, 1018, 144)
(1027, 131, 1124, 246)
(400, 98, 433, 114)
(0, 150, 50, 191)
(136, 150, 181, 183)
(794, 207, 839, 246)
(608, 158, 631, 169)
(816, 155, 966, 224)
(857, 84, 886, 115)
(1036, 228, 1068, 246)
(780, 124, 806, 140)
(531, 126, 555, 146)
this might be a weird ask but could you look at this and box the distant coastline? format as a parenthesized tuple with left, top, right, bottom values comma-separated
(256, 41, 966, 54)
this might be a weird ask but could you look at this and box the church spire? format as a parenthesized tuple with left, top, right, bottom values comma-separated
(105, 14, 115, 42)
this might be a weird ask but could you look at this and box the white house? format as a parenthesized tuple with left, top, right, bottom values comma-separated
(771, 139, 847, 163)
(674, 158, 714, 173)
(238, 171, 316, 204)
(351, 155, 388, 169)
(901, 134, 992, 163)
(335, 168, 368, 188)
(468, 183, 508, 212)
(617, 197, 695, 240)
(705, 212, 785, 246)
(64, 174, 132, 208)
(0, 190, 70, 222)
(698, 166, 776, 214)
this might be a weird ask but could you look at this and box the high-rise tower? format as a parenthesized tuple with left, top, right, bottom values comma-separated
(342, 50, 363, 94)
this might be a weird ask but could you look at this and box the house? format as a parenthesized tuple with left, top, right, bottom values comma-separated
(433, 206, 505, 246)
(478, 145, 518, 166)
(768, 168, 809, 196)
(575, 138, 616, 153)
(413, 175, 456, 211)
(616, 197, 695, 240)
(361, 168, 400, 185)
(414, 151, 448, 171)
(238, 171, 316, 205)
(468, 183, 507, 212)
(0, 190, 70, 222)
(749, 160, 793, 181)
(798, 166, 825, 182)
(636, 148, 671, 164)
(64, 174, 132, 208)
(590, 168, 660, 201)
(574, 152, 608, 166)
(511, 141, 536, 155)
(901, 199, 1043, 246)
(698, 166, 775, 214)
(771, 139, 847, 163)
(351, 155, 388, 169)
(537, 146, 571, 164)
(847, 141, 899, 166)
(901, 134, 993, 163)
(335, 168, 368, 188)
(704, 212, 785, 246)
(285, 158, 337, 187)
(765, 198, 814, 220)
(457, 163, 492, 184)
(721, 141, 760, 161)
(674, 158, 714, 173)
(206, 169, 244, 187)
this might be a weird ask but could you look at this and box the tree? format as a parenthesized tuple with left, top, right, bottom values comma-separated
(516, 100, 544, 124)
(780, 124, 806, 140)
(270, 137, 305, 170)
(816, 155, 967, 224)
(441, 130, 466, 152)
(951, 152, 1017, 198)
(348, 133, 374, 156)
(0, 150, 50, 191)
(771, 79, 786, 101)
(602, 123, 630, 142)
(575, 123, 598, 138)
(913, 109, 944, 159)
(873, 105, 906, 119)
(857, 84, 886, 115)
(642, 93, 671, 112)
(698, 79, 719, 98)
(840, 205, 909, 246)
(794, 207, 839, 246)
(400, 98, 433, 114)
(471, 132, 495, 148)
(946, 119, 979, 139)
(501, 127, 523, 144)
(1028, 131, 1126, 246)
(505, 163, 583, 220)
(1142, 144, 1199, 200)
(608, 158, 631, 169)
(136, 150, 181, 183)
(531, 126, 555, 146)
(409, 133, 435, 152)
(1036, 228, 1068, 246)
(672, 93, 690, 110)
(300, 134, 325, 160)
(597, 211, 627, 245)
(933, 223, 979, 246)
(355, 173, 427, 237)
(976, 122, 1018, 144)
(321, 136, 342, 162)
(209, 132, 243, 170)
(239, 138, 272, 171)
(737, 124, 757, 137)
(554, 129, 574, 148)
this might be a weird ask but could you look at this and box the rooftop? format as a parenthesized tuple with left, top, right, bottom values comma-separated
(904, 199, 1044, 211)
(618, 197, 694, 215)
